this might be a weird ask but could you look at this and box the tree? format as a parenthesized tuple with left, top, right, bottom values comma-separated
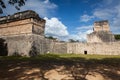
(45, 36, 57, 40)
(0, 0, 27, 14)
(114, 34, 120, 40)
(69, 39, 79, 42)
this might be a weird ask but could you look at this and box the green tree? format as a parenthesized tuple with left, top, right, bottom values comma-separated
(69, 39, 79, 42)
(114, 34, 120, 40)
(0, 0, 27, 14)
(45, 36, 57, 40)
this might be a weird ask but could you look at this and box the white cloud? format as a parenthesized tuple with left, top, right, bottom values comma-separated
(22, 0, 57, 17)
(113, 4, 120, 25)
(76, 25, 93, 31)
(111, 4, 120, 33)
(79, 29, 93, 40)
(93, 8, 116, 19)
(80, 14, 94, 22)
(68, 25, 93, 41)
(1, 0, 57, 17)
(44, 17, 93, 41)
(68, 29, 93, 41)
(44, 17, 69, 40)
(82, 0, 120, 34)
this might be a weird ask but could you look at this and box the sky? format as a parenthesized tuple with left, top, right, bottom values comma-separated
(0, 0, 120, 41)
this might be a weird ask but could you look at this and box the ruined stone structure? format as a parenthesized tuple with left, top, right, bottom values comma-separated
(0, 10, 120, 56)
(0, 10, 48, 56)
(87, 20, 115, 43)
(0, 10, 45, 36)
(94, 20, 110, 32)
(66, 42, 120, 55)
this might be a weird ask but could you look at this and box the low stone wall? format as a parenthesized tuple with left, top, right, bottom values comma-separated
(67, 42, 120, 55)
(49, 42, 67, 54)
(0, 34, 120, 56)
(1, 34, 32, 56)
(0, 34, 42, 56)
(87, 31, 115, 43)
(0, 34, 67, 56)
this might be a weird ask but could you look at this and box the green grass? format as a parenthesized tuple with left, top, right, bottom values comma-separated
(0, 54, 120, 60)
(0, 54, 120, 67)
(57, 54, 120, 59)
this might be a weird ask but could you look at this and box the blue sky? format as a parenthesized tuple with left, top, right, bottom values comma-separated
(1, 0, 120, 41)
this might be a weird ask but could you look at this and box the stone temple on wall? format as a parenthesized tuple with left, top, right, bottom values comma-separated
(0, 10, 48, 56)
(0, 10, 120, 56)
(87, 20, 115, 43)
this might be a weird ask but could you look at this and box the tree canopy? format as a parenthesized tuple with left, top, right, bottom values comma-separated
(69, 39, 79, 42)
(114, 34, 120, 40)
(45, 36, 58, 40)
(0, 0, 27, 14)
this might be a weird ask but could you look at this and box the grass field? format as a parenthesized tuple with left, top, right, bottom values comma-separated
(0, 53, 120, 60)
(0, 54, 120, 80)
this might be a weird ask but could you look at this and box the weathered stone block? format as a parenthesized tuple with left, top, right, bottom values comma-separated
(94, 20, 110, 32)
(87, 31, 115, 43)
(0, 10, 45, 36)
(0, 34, 52, 56)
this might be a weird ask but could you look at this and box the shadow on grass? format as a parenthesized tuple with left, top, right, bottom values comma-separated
(0, 54, 120, 80)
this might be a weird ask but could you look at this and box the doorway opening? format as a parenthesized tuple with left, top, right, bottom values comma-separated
(84, 50, 87, 55)
(0, 38, 8, 56)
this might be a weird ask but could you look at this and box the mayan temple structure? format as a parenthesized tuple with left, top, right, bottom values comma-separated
(0, 10, 49, 56)
(87, 20, 115, 43)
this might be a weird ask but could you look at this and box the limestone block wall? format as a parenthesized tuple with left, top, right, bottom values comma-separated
(31, 18, 45, 36)
(1, 33, 120, 56)
(31, 34, 50, 54)
(0, 18, 45, 37)
(0, 19, 32, 36)
(67, 43, 84, 54)
(32, 24, 44, 36)
(0, 33, 67, 56)
(94, 20, 110, 32)
(2, 34, 32, 56)
(87, 31, 115, 43)
(87, 34, 102, 43)
(0, 34, 48, 56)
(66, 42, 120, 55)
(49, 42, 67, 54)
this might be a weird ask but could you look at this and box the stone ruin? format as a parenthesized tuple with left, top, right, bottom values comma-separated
(0, 10, 48, 56)
(0, 10, 120, 56)
(87, 20, 115, 43)
(0, 10, 45, 36)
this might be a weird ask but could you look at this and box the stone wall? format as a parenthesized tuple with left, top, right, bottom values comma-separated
(32, 23, 45, 36)
(0, 19, 32, 36)
(0, 10, 44, 24)
(87, 20, 115, 43)
(0, 18, 45, 37)
(49, 42, 67, 54)
(94, 20, 110, 32)
(1, 34, 32, 56)
(0, 33, 120, 56)
(87, 31, 115, 43)
(0, 34, 68, 56)
(0, 10, 45, 37)
(0, 10, 46, 56)
(66, 42, 120, 55)
(0, 34, 46, 56)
